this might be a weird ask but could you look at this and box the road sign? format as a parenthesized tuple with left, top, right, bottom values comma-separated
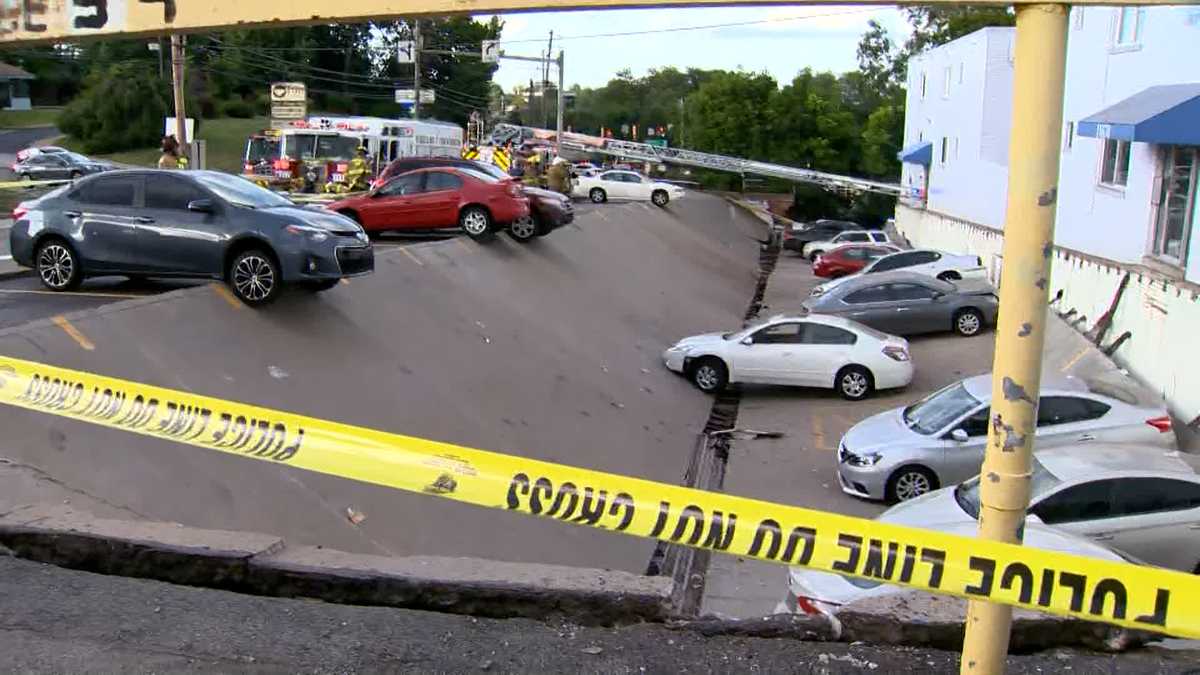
(646, 138, 668, 148)
(395, 89, 415, 103)
(482, 40, 500, 63)
(397, 41, 416, 64)
(419, 90, 435, 104)
(270, 82, 307, 120)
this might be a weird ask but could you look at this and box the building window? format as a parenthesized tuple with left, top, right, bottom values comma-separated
(1152, 146, 1197, 264)
(940, 137, 949, 165)
(1064, 121, 1074, 150)
(920, 72, 926, 99)
(943, 66, 952, 97)
(1100, 138, 1130, 187)
(1114, 7, 1141, 46)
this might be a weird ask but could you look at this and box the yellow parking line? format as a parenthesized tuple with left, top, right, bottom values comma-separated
(209, 283, 244, 310)
(1059, 345, 1091, 373)
(812, 412, 826, 451)
(399, 247, 425, 267)
(51, 315, 95, 351)
(0, 288, 139, 299)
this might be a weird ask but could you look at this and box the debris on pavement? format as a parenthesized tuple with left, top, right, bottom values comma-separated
(345, 508, 367, 526)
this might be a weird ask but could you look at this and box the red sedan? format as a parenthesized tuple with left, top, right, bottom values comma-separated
(812, 244, 902, 278)
(326, 167, 529, 241)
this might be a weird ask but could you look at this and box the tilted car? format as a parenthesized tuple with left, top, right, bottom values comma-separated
(662, 313, 913, 400)
(8, 170, 373, 306)
(572, 170, 684, 207)
(326, 167, 530, 242)
(11, 150, 110, 182)
(812, 244, 902, 278)
(782, 521, 1138, 620)
(800, 230, 891, 261)
(880, 443, 1200, 572)
(801, 271, 998, 338)
(781, 219, 865, 253)
(812, 249, 986, 296)
(369, 157, 571, 241)
(835, 373, 1178, 502)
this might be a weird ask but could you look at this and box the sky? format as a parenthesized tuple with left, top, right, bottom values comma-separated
(478, 6, 909, 93)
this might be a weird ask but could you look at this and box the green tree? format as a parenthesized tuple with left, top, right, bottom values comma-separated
(860, 98, 905, 178)
(682, 71, 776, 158)
(58, 62, 170, 154)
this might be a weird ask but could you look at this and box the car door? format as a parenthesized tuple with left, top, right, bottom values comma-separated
(836, 284, 899, 332)
(733, 322, 809, 385)
(23, 154, 60, 179)
(886, 282, 948, 335)
(863, 250, 919, 276)
(68, 175, 146, 272)
(138, 173, 227, 276)
(937, 405, 991, 484)
(1092, 477, 1200, 571)
(623, 173, 650, 200)
(904, 251, 943, 276)
(799, 323, 860, 387)
(1033, 396, 1112, 447)
(416, 170, 464, 227)
(365, 173, 427, 229)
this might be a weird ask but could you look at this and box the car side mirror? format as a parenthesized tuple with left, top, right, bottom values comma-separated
(740, 337, 753, 346)
(1026, 512, 1044, 525)
(950, 428, 969, 443)
(187, 199, 214, 213)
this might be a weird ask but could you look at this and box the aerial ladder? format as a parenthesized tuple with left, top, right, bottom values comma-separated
(489, 123, 903, 197)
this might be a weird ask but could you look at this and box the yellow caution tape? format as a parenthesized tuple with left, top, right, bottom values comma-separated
(0, 353, 1196, 638)
(0, 178, 69, 189)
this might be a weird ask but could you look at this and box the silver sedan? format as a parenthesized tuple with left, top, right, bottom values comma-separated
(801, 270, 997, 337)
(836, 373, 1178, 502)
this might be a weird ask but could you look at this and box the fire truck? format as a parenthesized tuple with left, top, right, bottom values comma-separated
(243, 116, 464, 192)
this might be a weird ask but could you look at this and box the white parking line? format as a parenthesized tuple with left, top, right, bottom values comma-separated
(0, 255, 12, 261)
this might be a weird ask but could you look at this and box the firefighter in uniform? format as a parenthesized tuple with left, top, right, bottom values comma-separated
(546, 156, 571, 196)
(326, 147, 370, 193)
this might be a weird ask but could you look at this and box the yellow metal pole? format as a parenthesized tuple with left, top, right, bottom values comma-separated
(960, 5, 1068, 674)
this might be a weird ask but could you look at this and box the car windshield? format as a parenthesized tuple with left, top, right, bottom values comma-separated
(902, 382, 982, 435)
(724, 317, 772, 340)
(192, 172, 293, 209)
(470, 161, 509, 180)
(315, 135, 361, 159)
(246, 136, 281, 163)
(954, 458, 1063, 518)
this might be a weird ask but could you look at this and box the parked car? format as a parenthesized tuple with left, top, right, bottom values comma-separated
(812, 249, 986, 296)
(11, 151, 110, 182)
(878, 444, 1200, 572)
(812, 244, 902, 278)
(801, 230, 892, 261)
(15, 145, 68, 162)
(835, 373, 1178, 502)
(662, 313, 913, 400)
(572, 170, 685, 207)
(782, 219, 868, 253)
(782, 521, 1137, 619)
(326, 167, 530, 242)
(370, 157, 571, 240)
(801, 271, 998, 338)
(8, 170, 372, 306)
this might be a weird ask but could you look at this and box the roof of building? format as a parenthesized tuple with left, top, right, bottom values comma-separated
(0, 63, 35, 80)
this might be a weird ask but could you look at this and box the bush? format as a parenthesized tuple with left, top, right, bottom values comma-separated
(222, 99, 254, 119)
(58, 63, 169, 154)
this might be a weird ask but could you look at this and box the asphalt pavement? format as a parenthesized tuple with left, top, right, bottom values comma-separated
(0, 194, 766, 574)
(0, 554, 1191, 674)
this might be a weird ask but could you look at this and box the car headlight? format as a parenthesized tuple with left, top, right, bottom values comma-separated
(666, 344, 690, 354)
(847, 452, 882, 467)
(284, 224, 329, 243)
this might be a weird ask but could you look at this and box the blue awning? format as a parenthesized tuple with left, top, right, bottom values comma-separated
(1077, 84, 1200, 145)
(897, 141, 932, 165)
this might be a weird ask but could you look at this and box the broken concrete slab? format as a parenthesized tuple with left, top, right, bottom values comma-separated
(837, 590, 1157, 653)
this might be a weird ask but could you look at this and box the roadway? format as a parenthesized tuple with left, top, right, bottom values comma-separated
(0, 193, 765, 573)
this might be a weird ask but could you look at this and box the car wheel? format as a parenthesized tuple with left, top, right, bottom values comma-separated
(651, 190, 670, 207)
(508, 214, 538, 243)
(589, 188, 607, 204)
(690, 358, 728, 393)
(304, 280, 339, 293)
(35, 239, 82, 291)
(936, 271, 961, 282)
(229, 249, 281, 306)
(459, 206, 493, 241)
(808, 250, 824, 263)
(835, 365, 873, 401)
(886, 466, 938, 503)
(954, 308, 985, 337)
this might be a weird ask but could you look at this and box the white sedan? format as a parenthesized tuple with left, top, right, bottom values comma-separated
(573, 170, 685, 207)
(813, 249, 987, 296)
(662, 314, 913, 400)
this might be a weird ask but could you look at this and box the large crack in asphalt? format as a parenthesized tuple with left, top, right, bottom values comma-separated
(647, 208, 781, 617)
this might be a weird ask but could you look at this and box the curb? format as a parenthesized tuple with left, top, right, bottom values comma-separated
(0, 505, 673, 626)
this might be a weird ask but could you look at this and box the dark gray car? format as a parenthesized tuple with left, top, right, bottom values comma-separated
(11, 151, 110, 181)
(800, 271, 998, 337)
(8, 170, 373, 306)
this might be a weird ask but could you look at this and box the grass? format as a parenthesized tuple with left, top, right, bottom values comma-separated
(0, 107, 62, 129)
(60, 116, 267, 172)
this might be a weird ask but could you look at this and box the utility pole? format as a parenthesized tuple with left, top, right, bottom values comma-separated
(555, 50, 564, 156)
(544, 31, 553, 129)
(958, 5, 1069, 673)
(170, 34, 188, 160)
(343, 45, 351, 96)
(412, 20, 422, 119)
